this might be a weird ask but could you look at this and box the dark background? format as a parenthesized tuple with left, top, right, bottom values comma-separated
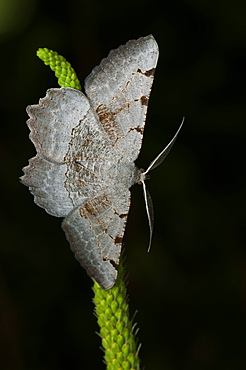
(1, 0, 246, 369)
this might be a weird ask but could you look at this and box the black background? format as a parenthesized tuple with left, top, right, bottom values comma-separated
(1, 0, 246, 369)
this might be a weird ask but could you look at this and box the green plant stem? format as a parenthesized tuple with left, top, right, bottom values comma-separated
(36, 48, 141, 370)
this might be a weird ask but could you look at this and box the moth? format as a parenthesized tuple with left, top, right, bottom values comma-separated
(21, 35, 182, 289)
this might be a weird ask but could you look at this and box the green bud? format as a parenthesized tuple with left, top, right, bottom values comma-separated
(115, 308, 123, 321)
(122, 343, 130, 356)
(116, 334, 124, 348)
(105, 347, 115, 361)
(110, 315, 117, 327)
(36, 48, 81, 91)
(122, 360, 131, 370)
(111, 300, 118, 314)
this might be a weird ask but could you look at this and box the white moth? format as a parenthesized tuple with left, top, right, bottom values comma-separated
(21, 35, 182, 290)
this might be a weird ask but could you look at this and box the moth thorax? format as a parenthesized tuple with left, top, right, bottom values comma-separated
(136, 168, 150, 185)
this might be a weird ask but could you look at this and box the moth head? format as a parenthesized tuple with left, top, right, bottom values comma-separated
(136, 168, 150, 185)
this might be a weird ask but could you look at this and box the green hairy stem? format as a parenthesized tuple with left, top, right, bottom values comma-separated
(36, 47, 141, 370)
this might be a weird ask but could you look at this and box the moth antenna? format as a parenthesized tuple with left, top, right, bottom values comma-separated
(141, 180, 154, 252)
(143, 117, 184, 175)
